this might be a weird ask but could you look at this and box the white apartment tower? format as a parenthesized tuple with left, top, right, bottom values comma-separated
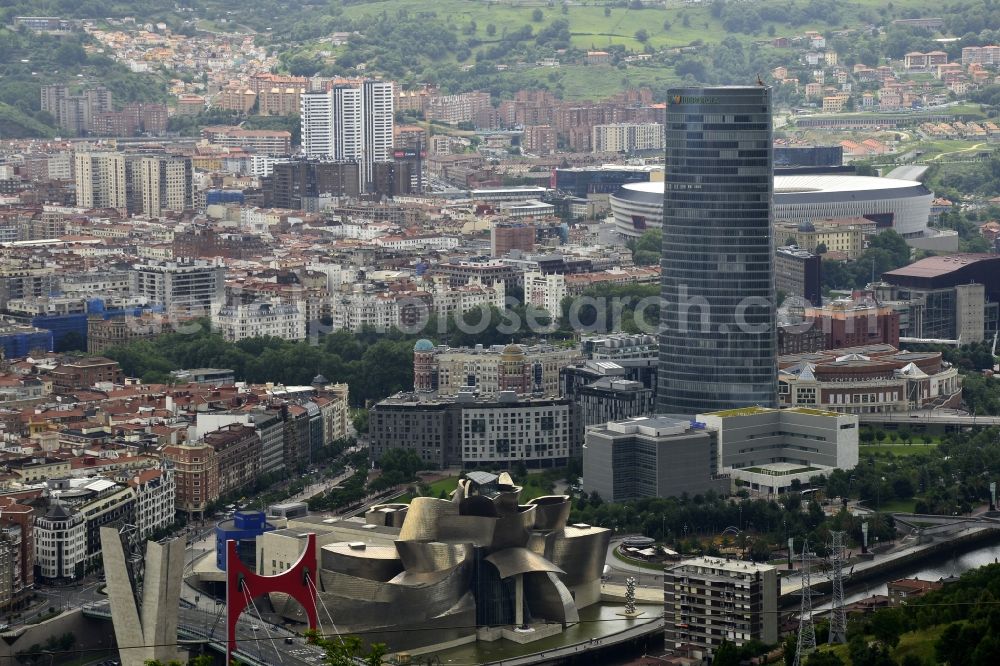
(126, 155, 193, 217)
(300, 80, 394, 192)
(362, 79, 394, 191)
(333, 85, 363, 162)
(74, 152, 126, 210)
(300, 90, 335, 159)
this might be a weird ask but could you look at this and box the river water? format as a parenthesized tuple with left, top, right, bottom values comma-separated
(815, 537, 1000, 610)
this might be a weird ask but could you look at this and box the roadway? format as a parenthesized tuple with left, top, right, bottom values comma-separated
(604, 536, 664, 589)
(859, 411, 1000, 427)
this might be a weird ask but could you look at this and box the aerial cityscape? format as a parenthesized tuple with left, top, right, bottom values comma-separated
(1, 1, 1000, 665)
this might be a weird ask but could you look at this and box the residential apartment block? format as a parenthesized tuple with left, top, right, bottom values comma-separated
(370, 390, 577, 469)
(591, 123, 664, 153)
(664, 557, 778, 652)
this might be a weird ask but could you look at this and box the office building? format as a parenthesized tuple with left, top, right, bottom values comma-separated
(778, 298, 901, 355)
(130, 260, 225, 316)
(252, 410, 287, 476)
(215, 510, 276, 571)
(774, 145, 843, 167)
(553, 164, 660, 198)
(875, 254, 1000, 343)
(699, 406, 858, 494)
(563, 360, 655, 427)
(572, 334, 658, 392)
(262, 160, 360, 210)
(658, 86, 776, 414)
(664, 557, 778, 652)
(74, 152, 126, 210)
(583, 416, 723, 502)
(775, 246, 822, 307)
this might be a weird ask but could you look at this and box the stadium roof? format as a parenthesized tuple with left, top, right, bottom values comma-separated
(623, 174, 925, 195)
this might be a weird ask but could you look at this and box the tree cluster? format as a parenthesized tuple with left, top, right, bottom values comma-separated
(820, 230, 911, 292)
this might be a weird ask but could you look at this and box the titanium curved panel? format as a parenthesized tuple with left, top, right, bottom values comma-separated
(527, 495, 572, 531)
(436, 515, 497, 546)
(493, 487, 522, 515)
(459, 495, 498, 517)
(549, 525, 611, 587)
(394, 541, 473, 573)
(397, 497, 459, 542)
(526, 531, 556, 559)
(320, 544, 403, 582)
(310, 565, 471, 628)
(524, 571, 580, 625)
(485, 547, 565, 579)
(490, 505, 535, 550)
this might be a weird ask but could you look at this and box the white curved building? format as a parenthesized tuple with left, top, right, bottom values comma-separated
(610, 174, 933, 238)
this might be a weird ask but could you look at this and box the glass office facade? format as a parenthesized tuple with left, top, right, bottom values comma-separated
(658, 87, 778, 414)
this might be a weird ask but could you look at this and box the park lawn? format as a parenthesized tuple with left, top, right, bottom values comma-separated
(337, 0, 943, 53)
(520, 64, 680, 100)
(878, 498, 919, 513)
(813, 621, 946, 664)
(397, 476, 460, 503)
(893, 622, 948, 663)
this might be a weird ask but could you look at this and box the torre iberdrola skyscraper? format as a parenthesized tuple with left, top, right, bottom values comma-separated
(657, 86, 777, 414)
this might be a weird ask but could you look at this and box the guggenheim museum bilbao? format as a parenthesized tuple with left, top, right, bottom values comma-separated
(610, 173, 936, 241)
(202, 473, 611, 652)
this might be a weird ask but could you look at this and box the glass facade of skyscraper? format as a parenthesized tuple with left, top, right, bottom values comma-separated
(657, 86, 777, 414)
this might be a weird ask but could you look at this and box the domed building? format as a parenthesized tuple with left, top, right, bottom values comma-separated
(413, 339, 438, 391)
